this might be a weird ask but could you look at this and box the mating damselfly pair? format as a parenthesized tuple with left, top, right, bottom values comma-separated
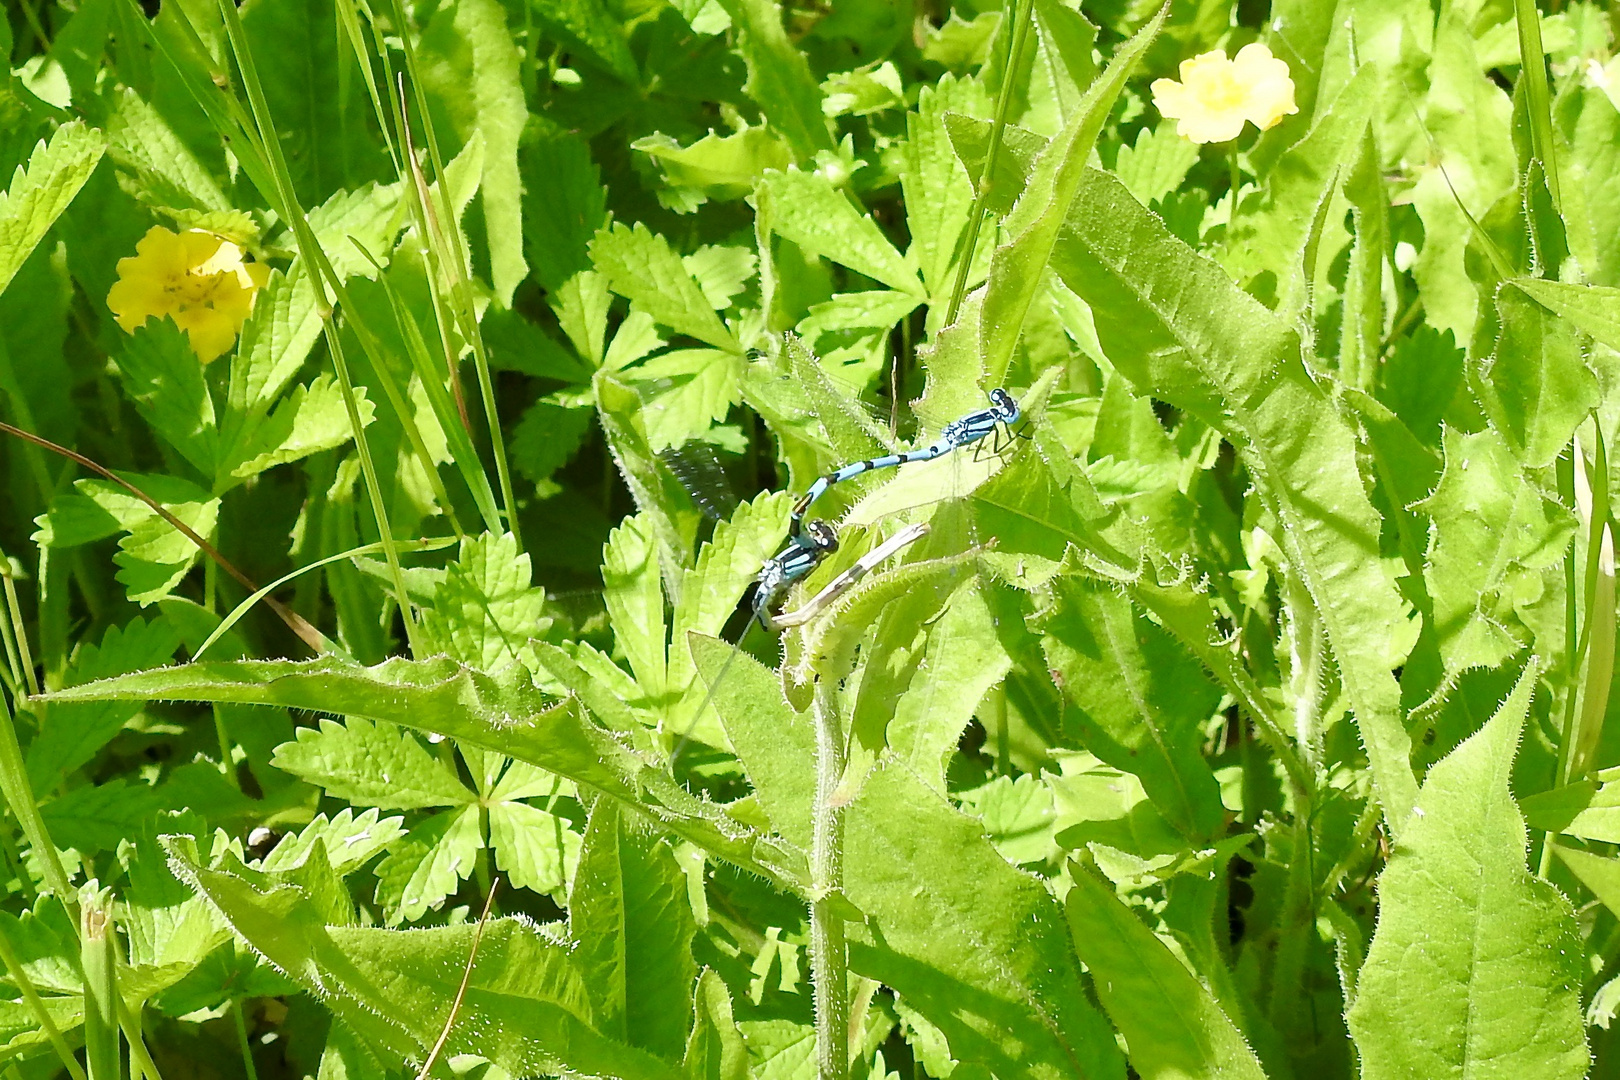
(751, 387, 1024, 630)
(669, 385, 1027, 762)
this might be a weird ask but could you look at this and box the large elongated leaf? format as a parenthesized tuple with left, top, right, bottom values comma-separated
(711, 0, 832, 161)
(1416, 427, 1573, 674)
(1040, 578, 1225, 842)
(166, 842, 682, 1080)
(845, 758, 1126, 1080)
(1478, 283, 1598, 469)
(1065, 868, 1266, 1080)
(418, 0, 529, 306)
(1049, 166, 1419, 832)
(569, 801, 697, 1061)
(0, 121, 106, 297)
(1346, 665, 1588, 1078)
(975, 6, 1164, 391)
(45, 656, 804, 888)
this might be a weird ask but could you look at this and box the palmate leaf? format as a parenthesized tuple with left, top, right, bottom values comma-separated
(1347, 664, 1588, 1078)
(591, 222, 738, 352)
(223, 374, 374, 481)
(45, 655, 805, 889)
(1048, 165, 1419, 833)
(112, 318, 218, 477)
(271, 716, 472, 811)
(0, 120, 106, 297)
(754, 170, 921, 297)
(374, 805, 482, 925)
(419, 531, 550, 673)
(165, 839, 682, 1079)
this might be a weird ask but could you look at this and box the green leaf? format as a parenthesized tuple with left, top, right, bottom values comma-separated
(591, 222, 739, 351)
(1112, 121, 1200, 208)
(1478, 283, 1598, 469)
(259, 809, 408, 875)
(488, 799, 581, 897)
(270, 717, 473, 810)
(0, 119, 106, 297)
(685, 969, 750, 1080)
(25, 616, 181, 790)
(373, 805, 482, 924)
(885, 577, 1011, 790)
(1554, 844, 1620, 920)
(1513, 278, 1620, 353)
(690, 633, 813, 846)
(634, 125, 792, 210)
(48, 656, 805, 887)
(223, 373, 373, 480)
(1050, 166, 1419, 832)
(105, 88, 228, 215)
(845, 758, 1125, 1080)
(1346, 663, 1589, 1079)
(167, 841, 683, 1078)
(33, 473, 220, 606)
(754, 170, 921, 296)
(711, 0, 833, 160)
(899, 74, 989, 296)
(419, 0, 529, 305)
(522, 130, 608, 291)
(603, 513, 670, 705)
(112, 318, 218, 477)
(569, 800, 698, 1060)
(241, 0, 381, 205)
(419, 531, 550, 673)
(1039, 578, 1225, 842)
(669, 492, 792, 728)
(1408, 5, 1517, 347)
(977, 6, 1164, 388)
(1416, 427, 1574, 674)
(1229, 62, 1376, 322)
(1064, 866, 1267, 1080)
(533, 0, 639, 83)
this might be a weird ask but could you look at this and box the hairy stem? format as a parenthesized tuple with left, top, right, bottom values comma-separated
(810, 676, 849, 1080)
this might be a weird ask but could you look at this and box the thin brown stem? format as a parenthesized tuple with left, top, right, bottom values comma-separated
(0, 421, 326, 654)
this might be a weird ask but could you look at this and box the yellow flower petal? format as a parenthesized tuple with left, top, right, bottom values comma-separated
(108, 225, 271, 362)
(1151, 43, 1297, 144)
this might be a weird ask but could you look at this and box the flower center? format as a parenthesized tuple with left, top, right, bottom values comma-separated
(1191, 66, 1247, 113)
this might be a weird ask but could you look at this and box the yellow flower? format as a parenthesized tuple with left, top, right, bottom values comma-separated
(1151, 43, 1298, 144)
(107, 227, 270, 364)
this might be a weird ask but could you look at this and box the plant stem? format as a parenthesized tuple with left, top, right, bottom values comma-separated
(1227, 144, 1244, 249)
(944, 0, 1036, 325)
(233, 999, 260, 1080)
(1513, 0, 1560, 206)
(81, 893, 120, 1080)
(0, 688, 73, 903)
(0, 922, 85, 1080)
(810, 676, 849, 1080)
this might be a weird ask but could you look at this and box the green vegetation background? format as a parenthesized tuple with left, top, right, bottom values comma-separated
(2, 0, 1620, 1077)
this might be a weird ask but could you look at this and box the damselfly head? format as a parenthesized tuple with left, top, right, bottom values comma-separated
(806, 519, 839, 554)
(988, 388, 1020, 425)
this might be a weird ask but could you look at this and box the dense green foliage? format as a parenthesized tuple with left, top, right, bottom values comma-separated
(2, 0, 1620, 1075)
